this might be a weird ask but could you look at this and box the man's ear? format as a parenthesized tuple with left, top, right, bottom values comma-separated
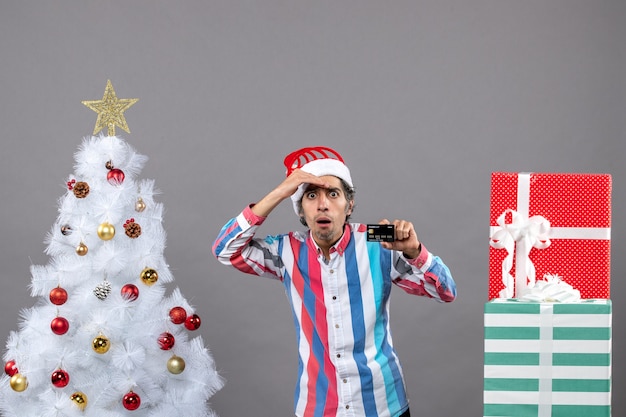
(347, 200, 354, 215)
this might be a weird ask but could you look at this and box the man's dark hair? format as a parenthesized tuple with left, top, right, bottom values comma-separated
(297, 178, 355, 227)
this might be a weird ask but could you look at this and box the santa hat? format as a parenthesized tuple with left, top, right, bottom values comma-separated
(284, 146, 353, 215)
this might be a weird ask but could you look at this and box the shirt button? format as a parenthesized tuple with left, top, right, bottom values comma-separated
(332, 296, 337, 300)
(336, 353, 341, 358)
(345, 405, 350, 410)
(330, 269, 334, 274)
(335, 324, 340, 328)
(343, 379, 347, 383)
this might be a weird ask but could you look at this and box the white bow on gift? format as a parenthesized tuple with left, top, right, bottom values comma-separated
(519, 273, 581, 302)
(490, 209, 551, 298)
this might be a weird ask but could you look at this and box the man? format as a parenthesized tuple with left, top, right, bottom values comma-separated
(212, 146, 456, 417)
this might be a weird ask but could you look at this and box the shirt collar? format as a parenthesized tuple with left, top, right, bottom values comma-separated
(307, 224, 352, 257)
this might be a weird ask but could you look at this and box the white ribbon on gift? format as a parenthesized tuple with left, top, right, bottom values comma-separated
(489, 173, 611, 298)
(538, 303, 554, 417)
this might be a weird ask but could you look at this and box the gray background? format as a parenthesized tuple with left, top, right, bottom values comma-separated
(1, 1, 624, 416)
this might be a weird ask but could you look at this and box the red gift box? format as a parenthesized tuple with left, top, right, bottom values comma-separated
(488, 172, 612, 299)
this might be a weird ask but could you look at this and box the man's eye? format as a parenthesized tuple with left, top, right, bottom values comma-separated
(306, 192, 317, 199)
(329, 191, 339, 198)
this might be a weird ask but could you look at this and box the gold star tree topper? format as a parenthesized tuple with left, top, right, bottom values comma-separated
(82, 80, 139, 136)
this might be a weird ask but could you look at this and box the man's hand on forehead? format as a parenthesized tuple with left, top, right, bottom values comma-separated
(292, 169, 331, 189)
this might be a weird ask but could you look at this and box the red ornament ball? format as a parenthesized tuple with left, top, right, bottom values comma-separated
(123, 391, 141, 411)
(49, 287, 68, 305)
(169, 307, 187, 325)
(107, 168, 125, 186)
(51, 317, 69, 335)
(4, 360, 18, 377)
(121, 284, 139, 301)
(157, 332, 175, 350)
(51, 369, 70, 388)
(184, 314, 202, 331)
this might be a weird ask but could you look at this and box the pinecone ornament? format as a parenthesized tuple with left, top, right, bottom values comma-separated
(93, 280, 112, 300)
(73, 181, 90, 198)
(124, 219, 142, 238)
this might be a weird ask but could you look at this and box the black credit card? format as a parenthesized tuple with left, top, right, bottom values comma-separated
(366, 224, 395, 242)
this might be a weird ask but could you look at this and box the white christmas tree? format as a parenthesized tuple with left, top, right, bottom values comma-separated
(0, 81, 223, 417)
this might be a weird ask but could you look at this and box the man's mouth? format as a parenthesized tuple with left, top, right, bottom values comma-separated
(316, 218, 331, 225)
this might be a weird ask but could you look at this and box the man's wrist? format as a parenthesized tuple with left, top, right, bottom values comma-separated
(243, 204, 267, 226)
(403, 243, 422, 260)
(405, 243, 430, 269)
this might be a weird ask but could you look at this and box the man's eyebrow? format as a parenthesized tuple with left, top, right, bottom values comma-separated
(304, 186, 342, 193)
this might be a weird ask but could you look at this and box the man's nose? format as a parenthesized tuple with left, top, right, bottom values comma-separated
(317, 194, 329, 210)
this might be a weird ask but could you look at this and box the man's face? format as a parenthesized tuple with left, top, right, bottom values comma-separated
(300, 175, 353, 248)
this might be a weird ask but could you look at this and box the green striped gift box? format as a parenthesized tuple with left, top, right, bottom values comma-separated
(483, 299, 612, 417)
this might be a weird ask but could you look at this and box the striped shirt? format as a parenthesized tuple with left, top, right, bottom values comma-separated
(212, 206, 456, 417)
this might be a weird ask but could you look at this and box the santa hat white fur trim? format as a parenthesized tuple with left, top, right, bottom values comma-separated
(290, 158, 353, 215)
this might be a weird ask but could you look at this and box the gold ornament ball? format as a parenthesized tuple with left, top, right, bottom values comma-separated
(135, 197, 146, 212)
(140, 267, 158, 286)
(92, 335, 110, 354)
(167, 355, 186, 374)
(76, 242, 88, 256)
(9, 373, 28, 392)
(97, 222, 116, 240)
(70, 392, 88, 411)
